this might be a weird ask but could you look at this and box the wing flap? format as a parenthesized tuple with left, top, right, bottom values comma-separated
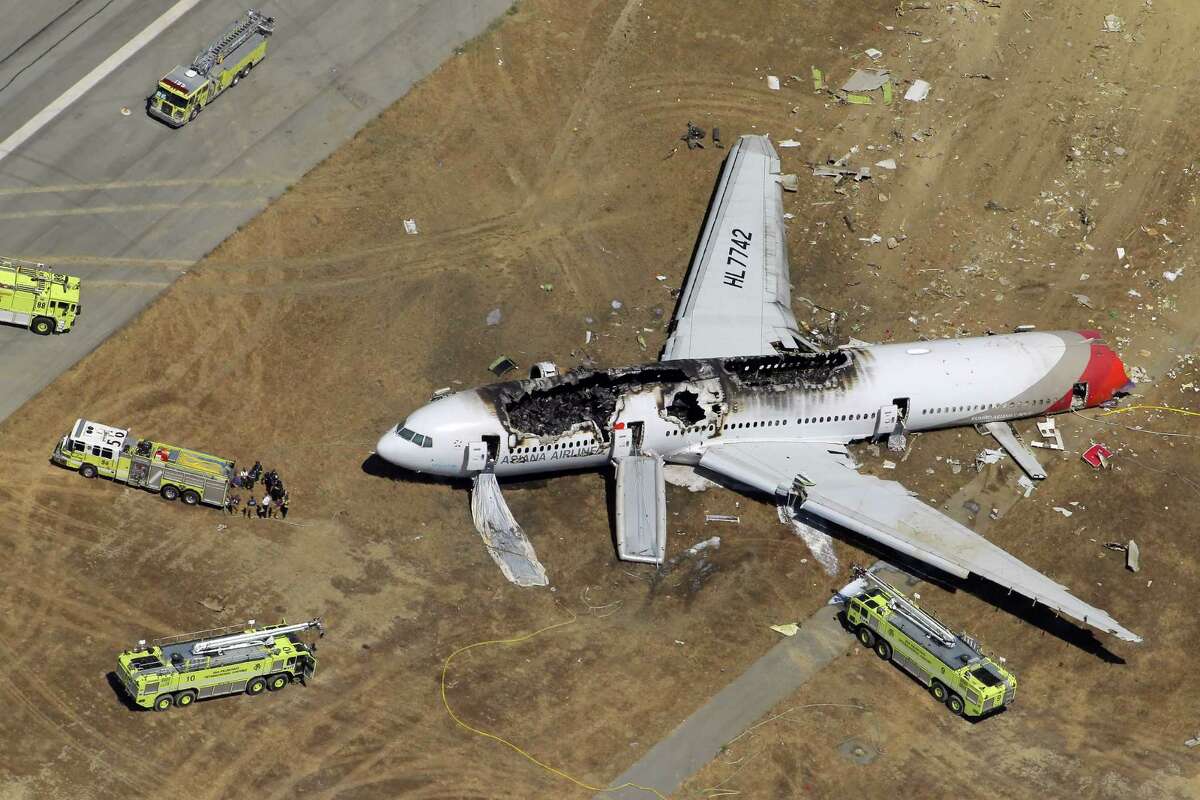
(699, 441, 1140, 643)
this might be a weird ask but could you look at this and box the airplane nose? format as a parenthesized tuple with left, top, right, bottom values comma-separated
(375, 431, 411, 469)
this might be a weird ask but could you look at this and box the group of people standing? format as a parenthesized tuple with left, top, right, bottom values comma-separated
(225, 460, 290, 520)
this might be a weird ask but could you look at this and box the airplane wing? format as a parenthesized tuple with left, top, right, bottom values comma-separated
(661, 135, 817, 361)
(697, 441, 1141, 643)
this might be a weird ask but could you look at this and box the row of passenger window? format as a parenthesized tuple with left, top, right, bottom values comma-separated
(666, 398, 1058, 436)
(512, 436, 597, 454)
(920, 398, 1052, 415)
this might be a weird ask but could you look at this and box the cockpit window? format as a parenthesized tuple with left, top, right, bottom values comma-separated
(395, 426, 433, 448)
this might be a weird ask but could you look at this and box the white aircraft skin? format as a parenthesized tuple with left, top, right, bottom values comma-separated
(374, 134, 1139, 643)
(376, 330, 1131, 479)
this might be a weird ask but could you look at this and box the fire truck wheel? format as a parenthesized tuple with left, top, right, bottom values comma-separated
(31, 316, 55, 335)
(176, 690, 197, 707)
(267, 674, 289, 691)
(930, 681, 949, 703)
(246, 677, 267, 695)
(160, 484, 180, 501)
(153, 694, 174, 712)
(855, 626, 875, 648)
(946, 693, 965, 716)
(79, 463, 98, 479)
(181, 489, 201, 506)
(873, 639, 892, 661)
(189, 108, 198, 122)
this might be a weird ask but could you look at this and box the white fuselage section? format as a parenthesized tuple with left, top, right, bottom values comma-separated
(377, 330, 1123, 479)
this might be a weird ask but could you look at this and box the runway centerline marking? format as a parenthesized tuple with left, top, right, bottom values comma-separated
(0, 0, 204, 164)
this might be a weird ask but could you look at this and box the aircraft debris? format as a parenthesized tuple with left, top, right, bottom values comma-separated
(811, 66, 824, 91)
(983, 420, 1046, 480)
(1031, 418, 1065, 450)
(471, 471, 548, 587)
(1164, 269, 1182, 282)
(904, 79, 931, 102)
(684, 537, 721, 557)
(489, 356, 518, 377)
(976, 448, 1005, 467)
(1186, 735, 1200, 749)
(813, 163, 871, 182)
(779, 174, 799, 192)
(712, 127, 723, 148)
(681, 121, 706, 150)
(485, 308, 502, 326)
(1117, 246, 1127, 261)
(864, 48, 883, 61)
(705, 514, 740, 523)
(1127, 540, 1140, 572)
(778, 506, 838, 575)
(1052, 506, 1073, 517)
(1073, 293, 1094, 309)
(881, 460, 896, 469)
(778, 139, 802, 148)
(766, 75, 780, 90)
(875, 158, 897, 170)
(403, 219, 419, 235)
(1102, 14, 1124, 32)
(1017, 475, 1036, 497)
(1082, 443, 1114, 469)
(770, 623, 799, 637)
(611, 299, 623, 310)
(842, 69, 890, 92)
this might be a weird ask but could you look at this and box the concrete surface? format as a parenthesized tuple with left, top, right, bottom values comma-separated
(0, 0, 511, 423)
(599, 565, 917, 799)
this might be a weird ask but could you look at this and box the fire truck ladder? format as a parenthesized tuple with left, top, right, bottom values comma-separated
(152, 618, 323, 657)
(191, 618, 323, 656)
(0, 257, 57, 294)
(191, 9, 275, 76)
(853, 565, 956, 648)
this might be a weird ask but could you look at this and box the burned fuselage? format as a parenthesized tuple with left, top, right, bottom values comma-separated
(475, 350, 864, 472)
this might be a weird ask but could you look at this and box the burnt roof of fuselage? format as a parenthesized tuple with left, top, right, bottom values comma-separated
(481, 350, 859, 436)
(721, 349, 853, 388)
(488, 363, 703, 437)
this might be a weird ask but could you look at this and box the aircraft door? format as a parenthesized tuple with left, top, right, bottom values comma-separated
(465, 441, 488, 472)
(873, 405, 898, 441)
(612, 422, 645, 460)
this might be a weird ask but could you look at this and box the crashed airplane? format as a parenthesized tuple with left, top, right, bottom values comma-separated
(376, 134, 1139, 644)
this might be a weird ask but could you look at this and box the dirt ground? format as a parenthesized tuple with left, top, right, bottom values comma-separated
(2, 0, 1199, 798)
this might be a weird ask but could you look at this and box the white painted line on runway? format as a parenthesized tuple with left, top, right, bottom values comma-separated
(0, 0, 204, 164)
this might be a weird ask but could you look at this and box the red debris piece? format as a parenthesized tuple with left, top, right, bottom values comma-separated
(1082, 443, 1114, 469)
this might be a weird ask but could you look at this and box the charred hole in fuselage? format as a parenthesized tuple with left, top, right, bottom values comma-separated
(666, 389, 705, 425)
(722, 350, 852, 389)
(499, 366, 692, 439)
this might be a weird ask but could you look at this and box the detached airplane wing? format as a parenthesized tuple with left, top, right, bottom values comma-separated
(698, 441, 1141, 643)
(661, 135, 817, 361)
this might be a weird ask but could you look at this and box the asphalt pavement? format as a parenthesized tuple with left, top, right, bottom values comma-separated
(0, 0, 512, 423)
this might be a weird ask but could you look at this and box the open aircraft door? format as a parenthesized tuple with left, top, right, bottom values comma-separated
(465, 441, 488, 472)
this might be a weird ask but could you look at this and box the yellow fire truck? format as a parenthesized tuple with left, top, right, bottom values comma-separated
(117, 619, 323, 711)
(51, 419, 234, 508)
(0, 257, 81, 334)
(147, 10, 275, 127)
